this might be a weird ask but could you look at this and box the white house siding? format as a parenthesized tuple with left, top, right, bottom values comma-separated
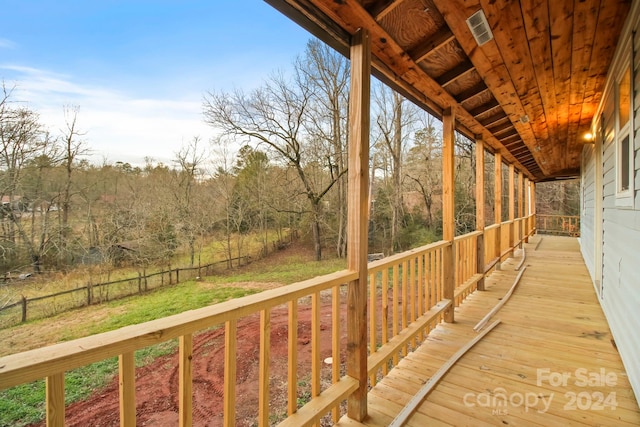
(580, 1, 640, 401)
(580, 144, 596, 281)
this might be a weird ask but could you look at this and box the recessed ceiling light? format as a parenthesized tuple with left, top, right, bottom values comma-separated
(520, 115, 530, 124)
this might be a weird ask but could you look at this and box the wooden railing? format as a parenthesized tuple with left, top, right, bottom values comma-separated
(0, 269, 359, 427)
(500, 220, 512, 260)
(453, 231, 482, 305)
(0, 215, 536, 427)
(537, 214, 580, 236)
(366, 240, 450, 388)
(484, 223, 500, 273)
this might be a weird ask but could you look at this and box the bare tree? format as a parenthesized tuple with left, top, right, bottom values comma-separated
(173, 136, 207, 266)
(405, 115, 441, 228)
(203, 69, 344, 261)
(209, 140, 242, 267)
(58, 105, 89, 256)
(0, 85, 53, 271)
(297, 39, 350, 257)
(373, 84, 418, 252)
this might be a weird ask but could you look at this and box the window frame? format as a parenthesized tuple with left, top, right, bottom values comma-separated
(615, 59, 634, 207)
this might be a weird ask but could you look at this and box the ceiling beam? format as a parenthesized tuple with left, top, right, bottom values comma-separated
(454, 81, 489, 104)
(370, 0, 405, 21)
(487, 120, 514, 135)
(500, 134, 521, 145)
(469, 99, 500, 117)
(479, 112, 508, 128)
(409, 27, 456, 63)
(436, 59, 475, 87)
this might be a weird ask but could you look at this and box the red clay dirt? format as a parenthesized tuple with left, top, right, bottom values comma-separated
(29, 299, 347, 427)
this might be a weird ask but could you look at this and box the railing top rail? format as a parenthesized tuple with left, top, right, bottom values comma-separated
(536, 214, 579, 218)
(367, 239, 450, 273)
(0, 268, 357, 390)
(485, 223, 501, 231)
(453, 230, 482, 242)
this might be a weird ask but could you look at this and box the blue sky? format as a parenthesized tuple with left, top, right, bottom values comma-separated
(0, 1, 311, 165)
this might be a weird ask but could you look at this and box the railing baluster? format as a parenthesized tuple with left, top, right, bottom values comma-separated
(381, 268, 389, 375)
(119, 352, 135, 427)
(392, 265, 399, 366)
(223, 319, 237, 427)
(436, 248, 443, 322)
(401, 260, 408, 355)
(179, 334, 193, 427)
(312, 292, 321, 400)
(259, 309, 270, 427)
(417, 254, 424, 342)
(46, 373, 65, 427)
(332, 285, 340, 423)
(409, 257, 416, 349)
(369, 272, 376, 385)
(288, 300, 298, 415)
(430, 250, 436, 310)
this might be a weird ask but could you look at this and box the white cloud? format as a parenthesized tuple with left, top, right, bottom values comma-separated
(0, 38, 16, 49)
(0, 64, 215, 166)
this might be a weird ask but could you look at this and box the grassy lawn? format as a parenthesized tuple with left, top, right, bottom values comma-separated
(0, 245, 346, 426)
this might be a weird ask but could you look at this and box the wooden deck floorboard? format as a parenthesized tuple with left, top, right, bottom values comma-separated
(337, 235, 640, 426)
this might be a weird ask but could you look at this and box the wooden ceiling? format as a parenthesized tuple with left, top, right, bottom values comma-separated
(266, 0, 631, 181)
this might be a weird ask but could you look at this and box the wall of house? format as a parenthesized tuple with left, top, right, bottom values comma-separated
(580, 144, 596, 282)
(581, 1, 640, 401)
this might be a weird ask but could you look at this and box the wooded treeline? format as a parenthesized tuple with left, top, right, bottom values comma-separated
(0, 39, 576, 275)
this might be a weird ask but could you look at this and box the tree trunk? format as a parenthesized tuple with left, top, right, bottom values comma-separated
(312, 202, 322, 261)
(391, 92, 403, 252)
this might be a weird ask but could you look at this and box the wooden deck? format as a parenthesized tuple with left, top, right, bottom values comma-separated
(338, 235, 640, 426)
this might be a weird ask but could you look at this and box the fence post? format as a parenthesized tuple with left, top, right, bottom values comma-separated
(144, 268, 148, 291)
(87, 283, 92, 306)
(138, 272, 142, 294)
(21, 296, 27, 323)
(176, 268, 179, 284)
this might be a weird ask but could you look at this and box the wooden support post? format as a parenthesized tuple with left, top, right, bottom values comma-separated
(346, 27, 370, 422)
(524, 177, 530, 243)
(531, 181, 537, 233)
(508, 164, 515, 257)
(475, 138, 485, 291)
(518, 173, 524, 247)
(442, 107, 455, 323)
(494, 153, 502, 270)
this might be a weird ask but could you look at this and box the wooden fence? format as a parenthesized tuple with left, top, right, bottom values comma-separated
(536, 214, 580, 236)
(0, 256, 247, 329)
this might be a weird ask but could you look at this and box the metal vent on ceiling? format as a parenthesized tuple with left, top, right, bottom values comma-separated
(466, 10, 493, 46)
